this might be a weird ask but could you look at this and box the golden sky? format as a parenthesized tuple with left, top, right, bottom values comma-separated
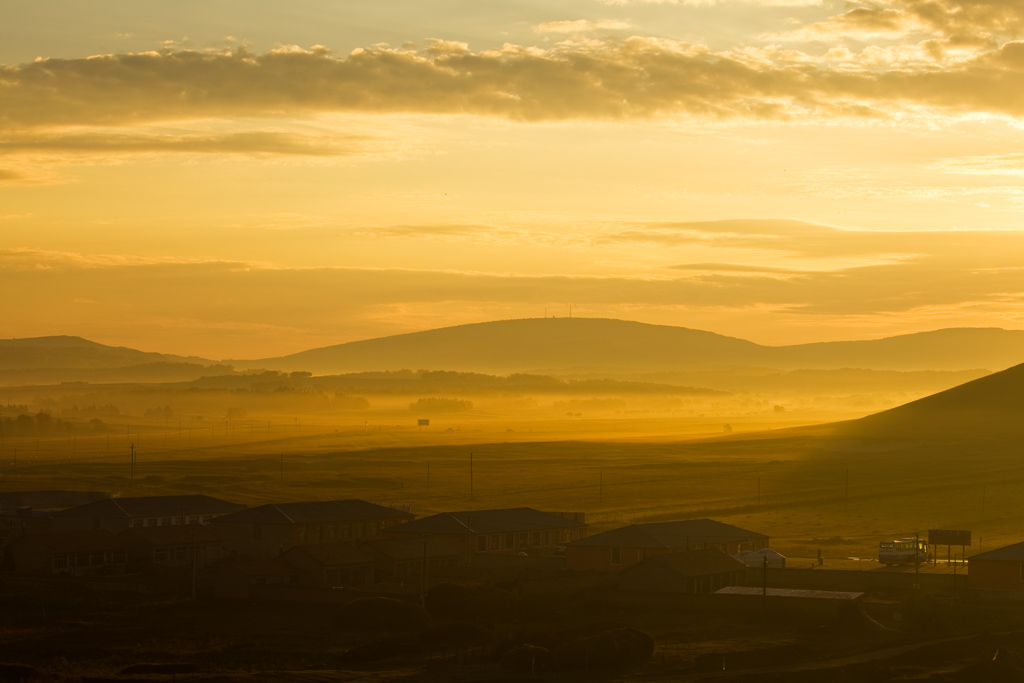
(4, 0, 1024, 358)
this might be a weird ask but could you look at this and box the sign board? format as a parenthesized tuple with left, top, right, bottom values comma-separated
(928, 529, 971, 546)
(417, 419, 430, 426)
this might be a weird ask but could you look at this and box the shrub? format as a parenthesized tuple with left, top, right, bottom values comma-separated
(425, 583, 518, 622)
(501, 645, 551, 673)
(337, 597, 432, 632)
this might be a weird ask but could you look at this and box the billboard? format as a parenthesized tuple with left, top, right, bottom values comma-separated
(928, 529, 971, 546)
(417, 419, 430, 426)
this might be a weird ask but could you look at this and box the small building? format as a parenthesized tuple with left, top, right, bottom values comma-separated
(5, 530, 129, 576)
(0, 507, 51, 550)
(566, 518, 768, 573)
(382, 508, 586, 559)
(210, 499, 415, 560)
(120, 524, 223, 569)
(362, 536, 465, 583)
(968, 541, 1024, 595)
(49, 494, 245, 533)
(277, 544, 376, 589)
(617, 549, 748, 594)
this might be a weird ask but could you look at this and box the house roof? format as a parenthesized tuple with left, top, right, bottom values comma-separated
(385, 508, 585, 535)
(969, 541, 1024, 562)
(716, 586, 864, 601)
(622, 548, 747, 579)
(52, 494, 244, 519)
(568, 518, 767, 548)
(120, 524, 222, 546)
(10, 530, 128, 554)
(213, 499, 414, 525)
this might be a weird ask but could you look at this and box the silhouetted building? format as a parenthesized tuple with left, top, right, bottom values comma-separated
(49, 494, 245, 533)
(0, 507, 50, 550)
(120, 524, 224, 569)
(566, 519, 768, 573)
(616, 549, 747, 594)
(383, 507, 586, 558)
(968, 541, 1024, 595)
(210, 499, 414, 559)
(5, 530, 128, 576)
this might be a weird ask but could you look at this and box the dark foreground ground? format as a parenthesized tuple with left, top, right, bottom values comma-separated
(2, 578, 1024, 683)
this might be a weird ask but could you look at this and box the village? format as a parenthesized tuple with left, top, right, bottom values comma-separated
(2, 490, 1018, 603)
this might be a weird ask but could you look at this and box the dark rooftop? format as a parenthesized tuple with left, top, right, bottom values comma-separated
(386, 508, 585, 536)
(568, 518, 767, 548)
(622, 548, 747, 578)
(969, 541, 1024, 563)
(52, 494, 244, 519)
(10, 530, 128, 553)
(213, 499, 414, 525)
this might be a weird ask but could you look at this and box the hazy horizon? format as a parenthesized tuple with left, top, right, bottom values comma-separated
(6, 2, 1024, 357)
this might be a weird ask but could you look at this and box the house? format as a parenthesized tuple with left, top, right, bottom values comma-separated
(49, 494, 245, 533)
(210, 499, 415, 559)
(566, 519, 768, 573)
(277, 544, 376, 589)
(5, 530, 129, 576)
(120, 524, 224, 569)
(361, 536, 465, 583)
(0, 507, 50, 550)
(382, 508, 586, 559)
(616, 549, 748, 594)
(968, 541, 1024, 595)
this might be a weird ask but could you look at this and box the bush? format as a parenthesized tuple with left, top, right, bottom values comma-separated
(120, 663, 200, 675)
(501, 645, 551, 673)
(337, 597, 432, 632)
(425, 583, 518, 622)
(0, 663, 41, 682)
(552, 628, 655, 672)
(339, 636, 424, 664)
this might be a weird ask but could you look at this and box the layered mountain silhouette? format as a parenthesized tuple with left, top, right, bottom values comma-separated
(230, 318, 1024, 375)
(0, 335, 211, 371)
(6, 320, 1024, 381)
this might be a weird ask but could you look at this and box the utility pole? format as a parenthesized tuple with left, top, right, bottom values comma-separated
(191, 526, 198, 601)
(914, 531, 920, 590)
(470, 452, 474, 500)
(762, 555, 768, 623)
(421, 535, 429, 605)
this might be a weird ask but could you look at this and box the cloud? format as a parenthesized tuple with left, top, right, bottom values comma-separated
(930, 152, 1024, 176)
(0, 131, 374, 157)
(534, 20, 632, 33)
(5, 38, 1024, 131)
(0, 169, 28, 182)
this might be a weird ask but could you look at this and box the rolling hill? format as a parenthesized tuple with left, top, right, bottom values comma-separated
(843, 359, 1024, 438)
(0, 335, 212, 370)
(230, 318, 1024, 375)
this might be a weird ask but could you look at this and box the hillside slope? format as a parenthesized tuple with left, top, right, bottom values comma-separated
(232, 318, 1024, 375)
(844, 360, 1024, 438)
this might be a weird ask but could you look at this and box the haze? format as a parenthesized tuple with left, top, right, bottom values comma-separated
(5, 2, 1024, 682)
(5, 1, 1024, 357)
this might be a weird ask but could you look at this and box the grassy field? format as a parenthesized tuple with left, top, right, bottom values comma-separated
(2, 407, 1022, 561)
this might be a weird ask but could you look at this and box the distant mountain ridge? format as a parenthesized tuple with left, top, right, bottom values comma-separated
(6, 320, 1024, 379)
(0, 335, 212, 371)
(229, 318, 1024, 375)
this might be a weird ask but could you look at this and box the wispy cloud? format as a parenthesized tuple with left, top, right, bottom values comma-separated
(4, 38, 1024, 131)
(534, 20, 632, 33)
